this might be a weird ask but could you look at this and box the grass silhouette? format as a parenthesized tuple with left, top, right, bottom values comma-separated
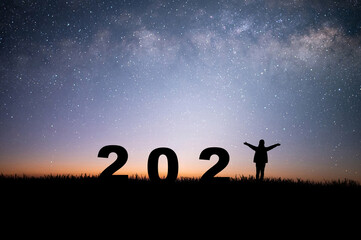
(1, 173, 359, 191)
(1, 173, 359, 184)
(2, 174, 360, 220)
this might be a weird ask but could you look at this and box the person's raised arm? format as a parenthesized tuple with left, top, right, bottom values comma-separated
(266, 143, 281, 151)
(244, 142, 257, 151)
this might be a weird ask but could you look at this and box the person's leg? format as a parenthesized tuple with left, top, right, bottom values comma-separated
(256, 164, 260, 180)
(260, 163, 265, 180)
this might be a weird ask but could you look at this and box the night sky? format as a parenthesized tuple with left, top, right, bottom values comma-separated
(1, 0, 361, 182)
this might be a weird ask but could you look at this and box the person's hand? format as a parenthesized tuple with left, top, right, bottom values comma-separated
(277, 143, 281, 146)
(244, 142, 247, 145)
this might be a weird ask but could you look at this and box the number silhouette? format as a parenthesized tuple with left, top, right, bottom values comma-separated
(98, 145, 128, 179)
(199, 147, 230, 181)
(147, 147, 179, 182)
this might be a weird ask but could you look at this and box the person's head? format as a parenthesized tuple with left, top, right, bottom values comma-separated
(259, 139, 265, 147)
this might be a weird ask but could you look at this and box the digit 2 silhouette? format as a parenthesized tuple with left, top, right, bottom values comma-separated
(199, 147, 230, 181)
(97, 145, 230, 182)
(97, 145, 128, 180)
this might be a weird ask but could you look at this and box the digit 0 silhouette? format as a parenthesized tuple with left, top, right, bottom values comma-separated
(244, 140, 280, 180)
(148, 147, 179, 182)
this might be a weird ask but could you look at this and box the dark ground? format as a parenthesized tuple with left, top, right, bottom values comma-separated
(2, 175, 360, 208)
(1, 175, 360, 237)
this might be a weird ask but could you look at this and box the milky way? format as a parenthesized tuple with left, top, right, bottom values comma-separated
(1, 0, 361, 181)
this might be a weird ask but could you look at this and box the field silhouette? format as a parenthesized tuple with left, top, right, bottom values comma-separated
(2, 173, 360, 185)
(2, 174, 360, 232)
(2, 174, 360, 201)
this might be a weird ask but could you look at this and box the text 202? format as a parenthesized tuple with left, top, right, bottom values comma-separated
(97, 145, 230, 182)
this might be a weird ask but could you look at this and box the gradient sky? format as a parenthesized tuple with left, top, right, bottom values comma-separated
(1, 0, 361, 182)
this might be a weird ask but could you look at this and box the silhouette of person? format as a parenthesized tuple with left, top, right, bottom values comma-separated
(244, 140, 280, 180)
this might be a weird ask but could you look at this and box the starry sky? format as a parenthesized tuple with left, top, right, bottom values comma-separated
(1, 0, 361, 182)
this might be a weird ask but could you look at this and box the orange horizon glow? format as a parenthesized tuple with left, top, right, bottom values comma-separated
(1, 155, 360, 184)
